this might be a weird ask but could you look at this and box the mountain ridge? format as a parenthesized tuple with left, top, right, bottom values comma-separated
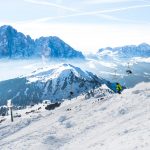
(0, 25, 84, 59)
(98, 43, 150, 58)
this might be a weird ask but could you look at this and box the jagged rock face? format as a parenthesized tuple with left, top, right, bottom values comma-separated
(98, 43, 150, 58)
(35, 36, 84, 59)
(0, 64, 106, 106)
(0, 25, 35, 58)
(0, 25, 84, 59)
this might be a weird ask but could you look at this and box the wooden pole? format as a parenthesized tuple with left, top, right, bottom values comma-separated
(10, 107, 13, 122)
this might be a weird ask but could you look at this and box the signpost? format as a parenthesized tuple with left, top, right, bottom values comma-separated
(7, 99, 13, 122)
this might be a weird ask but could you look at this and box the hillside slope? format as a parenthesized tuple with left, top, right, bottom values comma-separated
(0, 64, 109, 106)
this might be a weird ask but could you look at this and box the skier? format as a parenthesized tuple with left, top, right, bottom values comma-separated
(116, 83, 122, 94)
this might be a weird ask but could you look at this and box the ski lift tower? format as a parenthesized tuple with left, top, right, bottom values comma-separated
(112, 69, 118, 81)
(7, 99, 14, 122)
(126, 62, 132, 74)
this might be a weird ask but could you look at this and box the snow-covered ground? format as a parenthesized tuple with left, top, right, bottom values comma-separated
(0, 82, 150, 150)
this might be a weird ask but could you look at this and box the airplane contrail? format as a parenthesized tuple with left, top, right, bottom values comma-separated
(84, 0, 138, 4)
(30, 4, 150, 22)
(24, 0, 80, 12)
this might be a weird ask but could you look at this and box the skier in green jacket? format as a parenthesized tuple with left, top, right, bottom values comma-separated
(116, 83, 122, 94)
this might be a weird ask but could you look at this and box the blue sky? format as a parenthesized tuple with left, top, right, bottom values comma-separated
(0, 0, 150, 53)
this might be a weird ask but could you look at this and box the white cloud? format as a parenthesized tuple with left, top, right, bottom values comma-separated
(140, 0, 150, 3)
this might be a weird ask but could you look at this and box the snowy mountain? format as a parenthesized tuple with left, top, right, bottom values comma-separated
(0, 25, 35, 58)
(0, 25, 84, 59)
(98, 43, 150, 58)
(35, 36, 84, 59)
(0, 64, 111, 106)
(0, 82, 150, 150)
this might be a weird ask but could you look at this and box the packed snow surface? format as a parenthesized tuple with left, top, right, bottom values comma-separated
(0, 82, 150, 150)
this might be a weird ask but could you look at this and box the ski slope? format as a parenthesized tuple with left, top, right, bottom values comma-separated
(0, 82, 150, 150)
